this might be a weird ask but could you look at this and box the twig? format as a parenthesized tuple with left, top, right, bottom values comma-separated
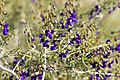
(88, 40, 120, 52)
(0, 64, 19, 79)
(12, 49, 33, 71)
(72, 69, 115, 76)
(50, 71, 57, 80)
(42, 48, 47, 80)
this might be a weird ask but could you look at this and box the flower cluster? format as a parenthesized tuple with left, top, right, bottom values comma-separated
(19, 70, 43, 80)
(39, 29, 59, 51)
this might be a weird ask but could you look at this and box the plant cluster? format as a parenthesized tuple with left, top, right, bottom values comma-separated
(0, 0, 120, 80)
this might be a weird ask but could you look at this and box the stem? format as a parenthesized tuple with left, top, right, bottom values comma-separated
(0, 64, 19, 79)
(42, 48, 47, 80)
(50, 71, 57, 80)
(0, 47, 12, 60)
(72, 68, 115, 76)
(86, 40, 120, 56)
(82, 54, 88, 68)
(89, 40, 120, 50)
(12, 49, 33, 71)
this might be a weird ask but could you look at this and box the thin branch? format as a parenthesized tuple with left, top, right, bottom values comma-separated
(42, 48, 47, 80)
(12, 49, 33, 71)
(89, 40, 120, 50)
(50, 71, 57, 80)
(72, 69, 115, 76)
(0, 64, 19, 79)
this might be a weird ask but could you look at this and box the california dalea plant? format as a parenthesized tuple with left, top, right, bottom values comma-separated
(0, 0, 120, 80)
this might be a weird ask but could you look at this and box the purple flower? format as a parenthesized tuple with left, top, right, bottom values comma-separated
(20, 76, 25, 80)
(108, 10, 112, 14)
(20, 72, 26, 80)
(90, 62, 97, 68)
(40, 38, 44, 43)
(51, 30, 55, 34)
(25, 68, 30, 77)
(70, 12, 78, 23)
(45, 30, 50, 35)
(67, 18, 73, 26)
(31, 76, 36, 80)
(45, 30, 53, 39)
(102, 75, 107, 80)
(40, 15, 45, 21)
(71, 12, 77, 18)
(3, 23, 9, 36)
(19, 59, 25, 66)
(65, 50, 69, 55)
(50, 46, 56, 50)
(65, 24, 69, 28)
(60, 12, 64, 16)
(3, 29, 9, 36)
(57, 39, 60, 42)
(4, 23, 9, 27)
(115, 43, 120, 52)
(95, 5, 99, 11)
(89, 75, 94, 80)
(108, 60, 114, 68)
(42, 40, 49, 48)
(27, 68, 30, 73)
(59, 33, 65, 37)
(89, 15, 93, 20)
(32, 37, 35, 41)
(38, 74, 43, 80)
(48, 33, 52, 39)
(103, 52, 110, 58)
(75, 39, 82, 44)
(59, 52, 67, 60)
(13, 57, 18, 64)
(39, 34, 43, 38)
(76, 33, 80, 39)
(106, 39, 110, 44)
(105, 71, 112, 78)
(71, 17, 78, 23)
(61, 24, 65, 29)
(109, 46, 114, 52)
(20, 72, 26, 76)
(45, 40, 50, 43)
(10, 76, 13, 80)
(111, 60, 114, 64)
(69, 40, 74, 45)
(52, 40, 56, 45)
(101, 60, 108, 68)
(96, 74, 101, 80)
(113, 6, 117, 11)
(69, 38, 76, 45)
(89, 10, 94, 20)
(75, 39, 80, 44)
(43, 43, 49, 48)
(68, 11, 78, 24)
